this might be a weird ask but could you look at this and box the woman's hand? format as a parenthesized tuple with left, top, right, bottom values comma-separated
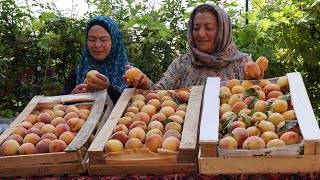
(71, 83, 92, 94)
(122, 65, 151, 90)
(85, 73, 110, 91)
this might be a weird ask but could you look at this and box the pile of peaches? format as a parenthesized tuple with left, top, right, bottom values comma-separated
(0, 103, 92, 156)
(104, 89, 190, 154)
(218, 76, 301, 150)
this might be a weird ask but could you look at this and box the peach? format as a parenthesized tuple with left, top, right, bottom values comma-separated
(140, 104, 157, 118)
(51, 117, 66, 127)
(37, 112, 52, 124)
(282, 110, 296, 120)
(263, 83, 281, 95)
(256, 56, 269, 71)
(220, 92, 232, 105)
(40, 124, 56, 135)
(231, 128, 249, 147)
(242, 136, 265, 149)
(145, 134, 163, 152)
(42, 109, 55, 117)
(131, 100, 146, 111)
(277, 76, 289, 92)
(125, 67, 142, 82)
(79, 109, 91, 116)
(150, 113, 167, 123)
(52, 110, 65, 118)
(165, 122, 182, 133)
(246, 126, 261, 137)
(267, 112, 285, 126)
(266, 97, 277, 104)
(241, 80, 254, 90)
(176, 90, 190, 103)
(176, 105, 188, 112)
(32, 110, 41, 116)
(147, 121, 164, 132)
(250, 85, 262, 91)
(0, 140, 20, 156)
(231, 85, 245, 94)
(147, 99, 161, 111)
(53, 104, 67, 111)
(156, 90, 172, 100)
(67, 118, 85, 132)
(243, 96, 255, 105)
(104, 139, 123, 152)
(161, 96, 173, 103)
(271, 99, 288, 114)
(55, 123, 71, 137)
(267, 91, 283, 100)
(18, 121, 33, 130)
(244, 62, 261, 79)
(124, 111, 136, 120)
(41, 132, 58, 141)
(280, 131, 299, 145)
(161, 100, 178, 111)
(33, 122, 45, 130)
(231, 102, 247, 114)
(79, 112, 89, 121)
(125, 138, 143, 149)
(266, 139, 285, 148)
(86, 70, 100, 82)
(260, 131, 279, 144)
(113, 124, 129, 134)
(65, 105, 80, 114)
(159, 106, 175, 118)
(126, 106, 139, 114)
(24, 114, 38, 125)
(27, 127, 42, 136)
(228, 94, 242, 107)
(64, 112, 79, 121)
(146, 129, 163, 138)
(253, 100, 268, 112)
(168, 115, 184, 125)
(228, 121, 246, 133)
(238, 109, 251, 116)
(36, 139, 52, 153)
(226, 79, 241, 90)
(132, 94, 146, 102)
(6, 134, 24, 145)
(12, 126, 28, 138)
(128, 127, 146, 143)
(49, 139, 67, 152)
(162, 136, 180, 152)
(23, 133, 40, 146)
(118, 116, 133, 128)
(59, 131, 75, 145)
(145, 92, 160, 102)
(19, 143, 36, 155)
(220, 86, 231, 94)
(258, 80, 272, 89)
(175, 110, 186, 119)
(218, 136, 238, 149)
(251, 112, 267, 123)
(129, 121, 147, 131)
(257, 120, 275, 133)
(163, 129, 181, 140)
(220, 111, 237, 124)
(133, 112, 151, 125)
(256, 90, 267, 100)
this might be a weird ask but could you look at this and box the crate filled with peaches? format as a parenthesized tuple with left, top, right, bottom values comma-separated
(198, 58, 320, 175)
(0, 89, 113, 177)
(86, 85, 203, 175)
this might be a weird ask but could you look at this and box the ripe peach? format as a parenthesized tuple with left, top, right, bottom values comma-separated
(231, 128, 249, 147)
(147, 99, 161, 111)
(24, 114, 38, 125)
(27, 127, 42, 136)
(241, 80, 254, 90)
(104, 139, 123, 152)
(128, 127, 146, 143)
(36, 139, 52, 153)
(159, 106, 175, 118)
(42, 109, 55, 117)
(252, 112, 267, 123)
(267, 91, 283, 100)
(250, 85, 262, 91)
(140, 104, 157, 118)
(258, 80, 272, 89)
(19, 143, 36, 155)
(220, 92, 232, 105)
(277, 76, 289, 92)
(260, 131, 279, 144)
(33, 122, 45, 130)
(238, 109, 251, 116)
(37, 112, 52, 124)
(150, 113, 167, 123)
(176, 91, 190, 103)
(282, 110, 296, 120)
(40, 124, 56, 135)
(145, 134, 163, 153)
(147, 121, 164, 132)
(165, 122, 182, 133)
(49, 139, 67, 152)
(246, 126, 261, 137)
(0, 140, 20, 156)
(280, 131, 299, 145)
(79, 109, 91, 116)
(175, 110, 186, 119)
(242, 136, 265, 149)
(271, 99, 288, 114)
(113, 124, 129, 134)
(133, 112, 151, 125)
(125, 138, 143, 149)
(129, 121, 147, 131)
(65, 105, 80, 114)
(163, 129, 181, 140)
(161, 100, 178, 111)
(162, 136, 180, 152)
(220, 86, 231, 94)
(263, 83, 281, 95)
(243, 96, 255, 105)
(125, 67, 142, 82)
(53, 104, 67, 111)
(6, 134, 24, 145)
(256, 90, 267, 100)
(41, 133, 58, 141)
(231, 102, 248, 114)
(228, 94, 242, 107)
(124, 111, 136, 120)
(220, 111, 237, 124)
(228, 121, 246, 133)
(161, 96, 173, 103)
(267, 112, 285, 126)
(52, 110, 65, 118)
(220, 104, 232, 117)
(79, 112, 89, 121)
(218, 136, 238, 149)
(64, 112, 79, 121)
(131, 100, 146, 111)
(145, 92, 160, 102)
(156, 90, 172, 100)
(177, 105, 187, 112)
(31, 110, 41, 116)
(257, 120, 276, 133)
(55, 123, 71, 137)
(253, 100, 268, 112)
(126, 106, 139, 114)
(23, 133, 40, 146)
(86, 70, 100, 82)
(132, 94, 145, 102)
(168, 115, 184, 125)
(18, 121, 33, 130)
(266, 139, 285, 148)
(67, 118, 85, 132)
(146, 129, 163, 138)
(118, 116, 133, 128)
(51, 117, 66, 127)
(12, 126, 28, 138)
(244, 62, 261, 79)
(226, 79, 241, 90)
(256, 56, 269, 71)
(231, 85, 245, 94)
(59, 131, 75, 145)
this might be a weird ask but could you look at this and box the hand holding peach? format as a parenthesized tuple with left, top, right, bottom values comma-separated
(122, 65, 151, 90)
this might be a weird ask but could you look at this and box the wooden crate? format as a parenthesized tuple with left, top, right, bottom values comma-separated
(198, 72, 320, 175)
(87, 86, 204, 175)
(0, 90, 113, 177)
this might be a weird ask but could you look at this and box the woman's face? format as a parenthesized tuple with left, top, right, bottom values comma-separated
(192, 11, 218, 54)
(87, 25, 112, 61)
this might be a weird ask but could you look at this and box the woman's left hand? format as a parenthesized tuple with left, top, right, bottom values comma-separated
(85, 73, 110, 91)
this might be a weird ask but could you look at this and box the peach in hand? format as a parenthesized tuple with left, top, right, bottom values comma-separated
(86, 70, 99, 83)
(125, 67, 142, 82)
(244, 62, 261, 79)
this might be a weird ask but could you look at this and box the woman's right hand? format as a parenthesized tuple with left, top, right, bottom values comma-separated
(71, 83, 92, 94)
(122, 65, 151, 90)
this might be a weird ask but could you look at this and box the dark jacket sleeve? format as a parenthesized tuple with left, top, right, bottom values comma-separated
(62, 67, 121, 105)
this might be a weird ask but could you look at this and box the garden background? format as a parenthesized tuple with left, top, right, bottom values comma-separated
(0, 0, 319, 122)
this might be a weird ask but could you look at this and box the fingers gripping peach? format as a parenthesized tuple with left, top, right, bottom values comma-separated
(86, 70, 100, 83)
(244, 62, 261, 80)
(125, 67, 142, 82)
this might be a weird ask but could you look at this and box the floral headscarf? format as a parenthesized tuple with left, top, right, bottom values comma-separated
(188, 3, 248, 69)
(76, 16, 129, 92)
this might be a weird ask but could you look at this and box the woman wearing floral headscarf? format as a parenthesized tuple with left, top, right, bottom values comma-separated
(123, 3, 254, 90)
(63, 16, 130, 103)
